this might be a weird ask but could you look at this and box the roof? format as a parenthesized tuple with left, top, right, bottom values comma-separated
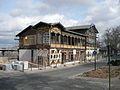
(16, 22, 65, 37)
(63, 30, 86, 37)
(66, 24, 99, 33)
(33, 21, 51, 29)
(50, 22, 65, 30)
(16, 25, 33, 36)
(16, 22, 98, 37)
(33, 22, 65, 29)
(66, 25, 91, 30)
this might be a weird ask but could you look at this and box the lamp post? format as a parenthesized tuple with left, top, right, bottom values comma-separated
(93, 50, 97, 70)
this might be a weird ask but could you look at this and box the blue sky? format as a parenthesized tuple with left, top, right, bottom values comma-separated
(0, 0, 120, 48)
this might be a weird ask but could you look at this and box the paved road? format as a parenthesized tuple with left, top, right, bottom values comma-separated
(40, 59, 107, 78)
(0, 72, 106, 90)
(1, 59, 119, 90)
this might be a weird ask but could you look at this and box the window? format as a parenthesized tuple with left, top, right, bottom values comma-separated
(78, 39, 81, 46)
(63, 36, 67, 44)
(87, 52, 90, 57)
(43, 32, 49, 44)
(37, 33, 42, 44)
(29, 35, 36, 45)
(24, 35, 36, 45)
(51, 33, 55, 43)
(51, 55, 52, 59)
(56, 34, 60, 44)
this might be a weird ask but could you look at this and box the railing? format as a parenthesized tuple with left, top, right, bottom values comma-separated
(51, 44, 85, 49)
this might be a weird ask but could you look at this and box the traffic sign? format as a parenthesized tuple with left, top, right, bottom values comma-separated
(93, 51, 97, 56)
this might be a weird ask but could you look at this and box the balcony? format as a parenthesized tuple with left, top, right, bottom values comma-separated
(51, 43, 85, 49)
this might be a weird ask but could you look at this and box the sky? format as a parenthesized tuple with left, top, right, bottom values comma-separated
(0, 0, 120, 48)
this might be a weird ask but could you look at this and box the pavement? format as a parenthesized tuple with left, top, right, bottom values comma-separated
(24, 59, 107, 78)
(0, 58, 120, 90)
(0, 72, 106, 90)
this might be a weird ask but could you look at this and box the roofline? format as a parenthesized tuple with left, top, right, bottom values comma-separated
(33, 21, 51, 29)
(66, 24, 99, 33)
(63, 30, 87, 37)
(16, 22, 65, 37)
(92, 25, 99, 33)
(66, 25, 91, 30)
(51, 22, 65, 30)
(16, 25, 33, 37)
(16, 22, 98, 37)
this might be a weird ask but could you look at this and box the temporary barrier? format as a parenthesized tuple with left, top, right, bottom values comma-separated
(3, 64, 12, 71)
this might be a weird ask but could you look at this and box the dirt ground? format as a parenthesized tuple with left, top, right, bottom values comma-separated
(79, 66, 120, 79)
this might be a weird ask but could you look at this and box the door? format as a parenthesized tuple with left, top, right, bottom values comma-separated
(62, 53, 66, 64)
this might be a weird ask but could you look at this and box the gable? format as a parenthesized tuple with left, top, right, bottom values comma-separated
(16, 25, 33, 37)
(51, 27, 61, 34)
(66, 24, 98, 34)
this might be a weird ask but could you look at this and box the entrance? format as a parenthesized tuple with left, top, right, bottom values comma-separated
(71, 54, 73, 61)
(62, 53, 66, 64)
(38, 56, 43, 66)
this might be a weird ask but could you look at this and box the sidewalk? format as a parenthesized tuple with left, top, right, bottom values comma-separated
(24, 61, 82, 73)
(0, 58, 106, 74)
(24, 58, 106, 74)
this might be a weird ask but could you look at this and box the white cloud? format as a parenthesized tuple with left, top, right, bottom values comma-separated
(0, 0, 120, 47)
(10, 0, 52, 17)
(0, 13, 78, 38)
(82, 0, 120, 35)
(44, 0, 96, 7)
(0, 12, 80, 47)
(35, 14, 79, 26)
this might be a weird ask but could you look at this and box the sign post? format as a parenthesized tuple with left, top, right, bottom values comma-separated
(93, 50, 97, 70)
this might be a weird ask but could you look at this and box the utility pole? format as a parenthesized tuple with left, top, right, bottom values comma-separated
(107, 45, 111, 90)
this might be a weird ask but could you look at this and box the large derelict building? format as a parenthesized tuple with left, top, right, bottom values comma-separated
(16, 22, 98, 66)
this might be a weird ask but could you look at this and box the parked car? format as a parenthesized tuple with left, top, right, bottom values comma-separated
(109, 60, 120, 66)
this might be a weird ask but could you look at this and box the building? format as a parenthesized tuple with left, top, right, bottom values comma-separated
(16, 22, 98, 66)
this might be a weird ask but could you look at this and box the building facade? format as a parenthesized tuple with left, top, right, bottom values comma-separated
(16, 22, 98, 66)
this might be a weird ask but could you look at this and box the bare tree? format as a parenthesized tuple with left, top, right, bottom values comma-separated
(103, 26, 120, 54)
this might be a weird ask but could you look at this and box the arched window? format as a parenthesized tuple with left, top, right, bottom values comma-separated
(72, 37, 74, 45)
(51, 33, 55, 43)
(64, 35, 67, 44)
(68, 36, 71, 45)
(56, 33, 60, 44)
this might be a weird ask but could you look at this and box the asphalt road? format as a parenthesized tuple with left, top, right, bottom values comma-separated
(40, 59, 107, 78)
(0, 73, 106, 90)
(1, 59, 119, 90)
